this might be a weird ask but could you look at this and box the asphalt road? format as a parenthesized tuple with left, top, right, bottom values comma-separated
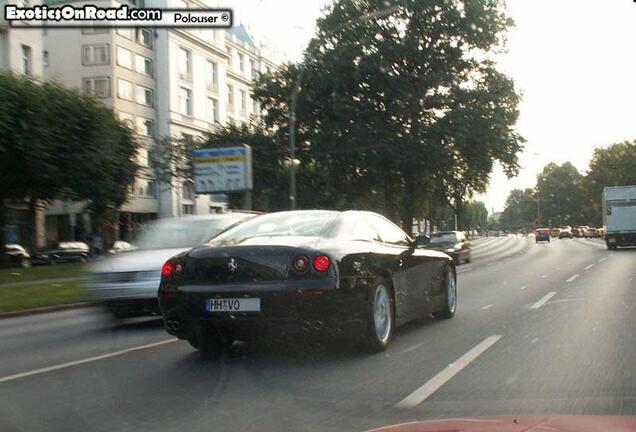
(1, 236, 635, 432)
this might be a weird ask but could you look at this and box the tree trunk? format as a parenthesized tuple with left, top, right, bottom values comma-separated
(0, 197, 7, 268)
(455, 197, 465, 231)
(399, 170, 416, 236)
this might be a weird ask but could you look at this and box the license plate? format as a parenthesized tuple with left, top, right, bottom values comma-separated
(206, 298, 260, 312)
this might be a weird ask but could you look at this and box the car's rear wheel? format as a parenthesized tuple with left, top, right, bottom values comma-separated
(437, 266, 457, 319)
(364, 278, 394, 352)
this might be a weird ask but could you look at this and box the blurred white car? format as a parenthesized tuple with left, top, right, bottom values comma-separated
(107, 240, 137, 254)
(88, 213, 256, 318)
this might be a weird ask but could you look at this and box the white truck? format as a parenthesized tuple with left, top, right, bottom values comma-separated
(603, 185, 636, 250)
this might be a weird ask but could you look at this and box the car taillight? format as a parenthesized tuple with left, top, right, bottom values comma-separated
(161, 261, 174, 278)
(313, 255, 330, 272)
(292, 255, 310, 274)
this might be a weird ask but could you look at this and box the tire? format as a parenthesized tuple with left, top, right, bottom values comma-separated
(364, 278, 395, 352)
(20, 258, 31, 269)
(437, 265, 457, 319)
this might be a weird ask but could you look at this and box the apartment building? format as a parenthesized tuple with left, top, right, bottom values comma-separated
(1, 0, 47, 248)
(41, 0, 279, 243)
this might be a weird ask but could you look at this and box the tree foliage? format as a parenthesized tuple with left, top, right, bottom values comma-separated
(500, 188, 536, 231)
(0, 73, 138, 261)
(253, 0, 524, 231)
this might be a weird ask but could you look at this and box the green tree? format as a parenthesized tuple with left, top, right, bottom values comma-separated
(463, 201, 489, 232)
(0, 73, 138, 263)
(500, 188, 536, 231)
(254, 0, 523, 231)
(584, 141, 636, 225)
(535, 162, 586, 227)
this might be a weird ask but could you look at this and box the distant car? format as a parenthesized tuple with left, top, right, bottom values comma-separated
(30, 242, 89, 265)
(596, 228, 604, 238)
(89, 213, 256, 318)
(558, 226, 573, 239)
(107, 241, 137, 255)
(584, 227, 597, 238)
(425, 231, 471, 265)
(5, 244, 31, 268)
(550, 228, 561, 237)
(535, 228, 550, 243)
(571, 227, 582, 238)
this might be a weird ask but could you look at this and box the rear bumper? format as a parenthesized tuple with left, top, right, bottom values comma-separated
(606, 233, 636, 247)
(159, 277, 368, 340)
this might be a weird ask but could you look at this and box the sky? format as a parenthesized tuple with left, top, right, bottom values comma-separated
(233, 0, 636, 213)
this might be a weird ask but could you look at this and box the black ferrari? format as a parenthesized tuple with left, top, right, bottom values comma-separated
(158, 210, 457, 354)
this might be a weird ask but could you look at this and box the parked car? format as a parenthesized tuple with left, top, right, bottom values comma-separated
(571, 227, 583, 237)
(107, 241, 137, 255)
(30, 242, 89, 265)
(558, 226, 573, 239)
(550, 228, 561, 237)
(5, 244, 31, 268)
(535, 228, 550, 243)
(158, 210, 457, 354)
(89, 213, 256, 318)
(425, 231, 471, 265)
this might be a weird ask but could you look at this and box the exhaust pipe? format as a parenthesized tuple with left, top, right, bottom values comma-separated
(165, 320, 181, 331)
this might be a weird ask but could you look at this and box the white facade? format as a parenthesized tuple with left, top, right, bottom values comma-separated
(40, 0, 279, 240)
(0, 0, 44, 78)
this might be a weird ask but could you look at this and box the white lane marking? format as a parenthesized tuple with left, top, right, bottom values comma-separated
(541, 274, 547, 278)
(0, 338, 178, 384)
(584, 264, 594, 271)
(530, 337, 539, 344)
(481, 304, 493, 310)
(566, 274, 580, 283)
(599, 257, 607, 262)
(529, 292, 556, 310)
(395, 335, 502, 408)
(520, 286, 527, 290)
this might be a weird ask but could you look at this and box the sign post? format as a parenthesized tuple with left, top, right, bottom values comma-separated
(193, 145, 253, 209)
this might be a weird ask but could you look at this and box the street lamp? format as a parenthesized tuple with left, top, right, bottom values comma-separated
(287, 6, 401, 210)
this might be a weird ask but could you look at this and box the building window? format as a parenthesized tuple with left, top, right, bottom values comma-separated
(116, 28, 134, 40)
(117, 46, 133, 69)
(179, 87, 192, 116)
(206, 60, 217, 91)
(238, 52, 245, 73)
(252, 99, 259, 115)
(240, 90, 247, 112)
(145, 180, 157, 198)
(250, 59, 258, 79)
(118, 111, 134, 128)
(81, 26, 108, 35)
(182, 204, 194, 215)
(135, 55, 153, 76)
(206, 97, 218, 123)
(83, 77, 110, 98)
(42, 50, 49, 67)
(227, 85, 233, 110)
(117, 79, 134, 101)
(21, 45, 32, 75)
(136, 117, 154, 137)
(182, 181, 195, 200)
(136, 85, 154, 107)
(178, 47, 191, 80)
(226, 47, 233, 67)
(137, 28, 153, 48)
(82, 44, 109, 66)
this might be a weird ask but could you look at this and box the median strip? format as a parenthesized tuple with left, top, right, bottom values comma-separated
(529, 292, 556, 310)
(395, 335, 502, 408)
(0, 338, 177, 384)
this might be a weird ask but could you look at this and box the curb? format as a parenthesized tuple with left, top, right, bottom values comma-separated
(0, 301, 98, 319)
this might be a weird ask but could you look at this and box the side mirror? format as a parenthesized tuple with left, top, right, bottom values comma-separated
(415, 235, 430, 247)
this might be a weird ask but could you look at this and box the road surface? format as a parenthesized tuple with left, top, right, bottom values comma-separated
(1, 236, 635, 432)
